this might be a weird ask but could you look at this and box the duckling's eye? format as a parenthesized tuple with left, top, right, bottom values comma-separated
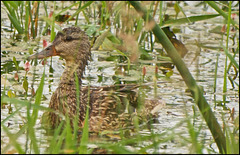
(66, 36, 72, 41)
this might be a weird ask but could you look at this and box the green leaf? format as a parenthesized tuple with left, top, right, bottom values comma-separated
(222, 46, 239, 70)
(165, 70, 173, 78)
(174, 2, 180, 15)
(55, 2, 79, 17)
(79, 86, 90, 154)
(1, 125, 25, 154)
(65, 1, 94, 23)
(28, 47, 33, 55)
(92, 29, 111, 50)
(23, 77, 28, 93)
(13, 56, 16, 64)
(107, 34, 121, 44)
(163, 14, 220, 26)
(41, 16, 62, 31)
(206, 1, 238, 30)
(86, 25, 97, 36)
(31, 69, 45, 124)
(12, 56, 19, 71)
(7, 1, 18, 10)
(6, 13, 24, 34)
(7, 90, 15, 98)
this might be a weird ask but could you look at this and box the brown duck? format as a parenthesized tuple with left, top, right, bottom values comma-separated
(29, 26, 159, 132)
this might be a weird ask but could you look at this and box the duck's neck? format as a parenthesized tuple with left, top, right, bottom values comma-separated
(53, 59, 88, 124)
(60, 60, 86, 87)
(59, 42, 90, 87)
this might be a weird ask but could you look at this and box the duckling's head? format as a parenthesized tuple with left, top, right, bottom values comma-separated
(29, 26, 91, 64)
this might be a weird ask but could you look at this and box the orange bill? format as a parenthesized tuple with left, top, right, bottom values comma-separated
(28, 45, 58, 60)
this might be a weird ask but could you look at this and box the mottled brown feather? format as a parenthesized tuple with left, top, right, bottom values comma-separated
(30, 27, 159, 132)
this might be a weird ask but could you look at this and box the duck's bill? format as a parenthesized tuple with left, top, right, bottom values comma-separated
(28, 45, 58, 60)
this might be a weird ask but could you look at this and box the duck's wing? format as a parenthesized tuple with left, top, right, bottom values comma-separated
(82, 84, 139, 107)
(88, 84, 139, 92)
(80, 84, 161, 131)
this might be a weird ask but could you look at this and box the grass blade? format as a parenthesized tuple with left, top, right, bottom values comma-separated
(78, 85, 90, 154)
(6, 13, 24, 34)
(31, 68, 45, 125)
(2, 125, 25, 154)
(65, 1, 94, 23)
(163, 14, 220, 26)
(206, 1, 239, 29)
(129, 1, 227, 153)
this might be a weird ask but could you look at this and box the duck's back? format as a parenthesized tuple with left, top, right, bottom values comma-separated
(82, 84, 139, 132)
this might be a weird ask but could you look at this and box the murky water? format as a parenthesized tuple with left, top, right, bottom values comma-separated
(1, 1, 239, 154)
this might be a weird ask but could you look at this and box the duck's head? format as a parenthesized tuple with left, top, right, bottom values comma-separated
(28, 27, 90, 63)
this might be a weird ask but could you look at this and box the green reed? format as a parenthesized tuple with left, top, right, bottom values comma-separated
(2, 1, 40, 40)
(1, 65, 47, 153)
(213, 52, 219, 107)
(206, 1, 239, 30)
(129, 1, 232, 153)
(2, 1, 24, 34)
(225, 118, 239, 154)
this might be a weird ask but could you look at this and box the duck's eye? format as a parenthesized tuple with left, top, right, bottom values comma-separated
(66, 36, 72, 41)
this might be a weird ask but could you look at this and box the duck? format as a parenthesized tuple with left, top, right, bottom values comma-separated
(28, 26, 159, 132)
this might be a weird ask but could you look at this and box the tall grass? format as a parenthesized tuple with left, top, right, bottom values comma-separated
(1, 66, 47, 153)
(1, 1, 239, 154)
(129, 1, 238, 153)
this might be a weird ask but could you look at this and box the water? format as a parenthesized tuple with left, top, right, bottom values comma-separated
(1, 1, 239, 154)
